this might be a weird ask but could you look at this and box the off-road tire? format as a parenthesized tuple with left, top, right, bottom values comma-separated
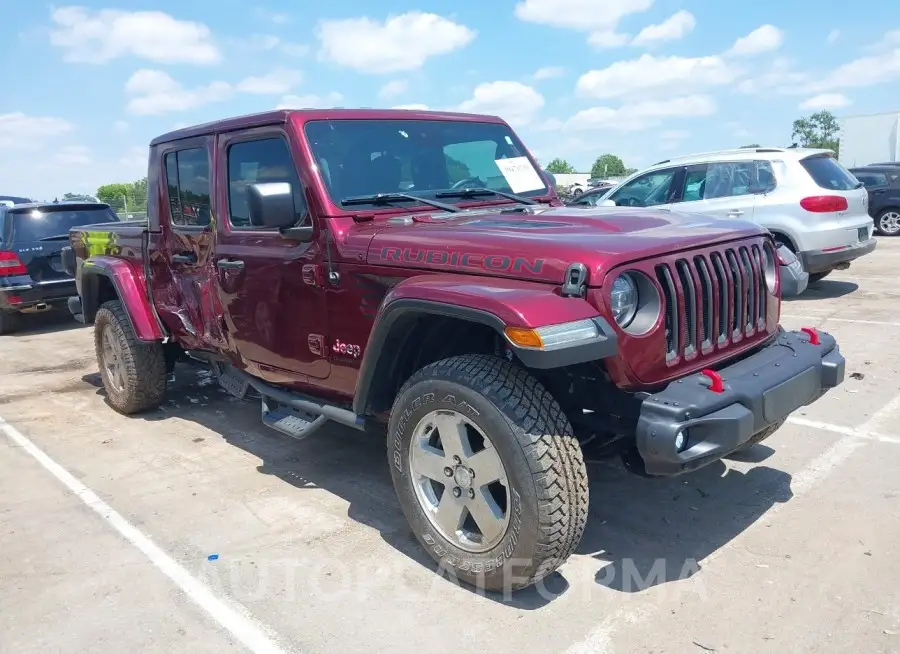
(388, 354, 589, 592)
(0, 310, 21, 335)
(731, 418, 787, 454)
(808, 270, 832, 284)
(94, 299, 167, 414)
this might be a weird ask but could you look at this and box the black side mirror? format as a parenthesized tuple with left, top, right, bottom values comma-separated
(247, 182, 313, 241)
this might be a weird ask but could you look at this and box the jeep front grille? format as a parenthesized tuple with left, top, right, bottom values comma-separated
(655, 243, 770, 361)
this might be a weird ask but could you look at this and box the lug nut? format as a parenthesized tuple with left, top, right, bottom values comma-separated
(444, 467, 453, 477)
(453, 455, 461, 464)
(468, 488, 475, 499)
(453, 487, 461, 498)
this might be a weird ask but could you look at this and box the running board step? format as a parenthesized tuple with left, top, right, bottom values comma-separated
(212, 362, 250, 399)
(261, 395, 327, 441)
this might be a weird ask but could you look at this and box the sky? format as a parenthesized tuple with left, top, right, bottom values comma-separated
(2, 0, 899, 200)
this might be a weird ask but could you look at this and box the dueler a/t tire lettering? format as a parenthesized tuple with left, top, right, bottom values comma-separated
(94, 299, 167, 415)
(388, 354, 589, 591)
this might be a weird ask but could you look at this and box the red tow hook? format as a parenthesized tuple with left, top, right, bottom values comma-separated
(700, 369, 725, 393)
(801, 327, 821, 345)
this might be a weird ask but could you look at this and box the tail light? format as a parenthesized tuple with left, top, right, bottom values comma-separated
(800, 195, 848, 213)
(0, 251, 27, 276)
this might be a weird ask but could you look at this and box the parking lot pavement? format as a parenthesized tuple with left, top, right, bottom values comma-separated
(1, 238, 899, 654)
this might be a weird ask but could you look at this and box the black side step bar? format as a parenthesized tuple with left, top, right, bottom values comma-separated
(225, 364, 367, 433)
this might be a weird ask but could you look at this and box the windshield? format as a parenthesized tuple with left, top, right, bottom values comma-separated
(800, 154, 860, 191)
(303, 119, 549, 210)
(6, 206, 120, 242)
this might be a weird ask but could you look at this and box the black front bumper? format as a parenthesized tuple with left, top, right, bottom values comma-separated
(636, 330, 845, 476)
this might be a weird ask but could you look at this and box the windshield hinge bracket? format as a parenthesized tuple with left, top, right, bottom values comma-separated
(561, 262, 588, 298)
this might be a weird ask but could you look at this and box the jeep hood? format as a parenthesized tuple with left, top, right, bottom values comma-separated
(365, 206, 767, 285)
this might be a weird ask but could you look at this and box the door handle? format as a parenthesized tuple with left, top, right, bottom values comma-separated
(216, 259, 245, 271)
(727, 209, 744, 216)
(171, 253, 197, 264)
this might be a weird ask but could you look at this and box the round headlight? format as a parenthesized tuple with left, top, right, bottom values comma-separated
(610, 274, 638, 327)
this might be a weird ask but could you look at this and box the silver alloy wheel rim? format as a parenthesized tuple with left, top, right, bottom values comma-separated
(102, 325, 126, 393)
(879, 211, 900, 234)
(408, 409, 510, 553)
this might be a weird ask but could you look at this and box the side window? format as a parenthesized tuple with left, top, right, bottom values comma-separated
(755, 160, 777, 193)
(164, 148, 211, 227)
(227, 137, 307, 229)
(611, 170, 677, 207)
(680, 165, 709, 202)
(854, 172, 887, 187)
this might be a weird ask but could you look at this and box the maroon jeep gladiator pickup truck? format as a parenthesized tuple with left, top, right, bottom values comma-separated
(64, 108, 845, 591)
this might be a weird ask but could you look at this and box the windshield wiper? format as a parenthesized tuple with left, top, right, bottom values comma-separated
(341, 193, 461, 213)
(435, 188, 538, 205)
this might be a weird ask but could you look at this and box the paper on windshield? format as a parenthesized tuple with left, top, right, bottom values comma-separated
(494, 157, 545, 194)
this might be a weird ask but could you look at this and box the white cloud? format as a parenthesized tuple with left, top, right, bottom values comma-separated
(736, 58, 810, 94)
(806, 47, 900, 93)
(236, 69, 303, 94)
(119, 146, 148, 173)
(275, 92, 344, 110)
(867, 29, 900, 53)
(534, 117, 565, 132)
(50, 7, 219, 65)
(125, 70, 232, 115)
(533, 66, 565, 80)
(566, 95, 716, 131)
(392, 104, 430, 110)
(577, 54, 740, 99)
(457, 81, 545, 127)
(799, 93, 852, 110)
(379, 80, 409, 99)
(113, 120, 129, 133)
(317, 12, 475, 73)
(632, 10, 695, 46)
(254, 8, 291, 24)
(237, 34, 309, 57)
(660, 129, 690, 140)
(588, 31, 631, 49)
(50, 145, 92, 166)
(514, 0, 653, 31)
(726, 25, 784, 57)
(0, 112, 73, 150)
(827, 29, 840, 44)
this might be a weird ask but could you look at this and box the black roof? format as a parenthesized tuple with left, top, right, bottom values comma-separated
(1, 201, 111, 212)
(0, 195, 33, 204)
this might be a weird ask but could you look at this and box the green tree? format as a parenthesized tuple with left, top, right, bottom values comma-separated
(740, 143, 761, 148)
(545, 158, 575, 174)
(591, 154, 626, 178)
(96, 183, 131, 206)
(624, 167, 638, 175)
(132, 177, 148, 207)
(791, 110, 840, 156)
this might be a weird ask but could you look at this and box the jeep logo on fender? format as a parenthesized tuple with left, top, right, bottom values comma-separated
(377, 247, 544, 275)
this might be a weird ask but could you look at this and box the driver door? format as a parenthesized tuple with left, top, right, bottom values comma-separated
(608, 168, 681, 209)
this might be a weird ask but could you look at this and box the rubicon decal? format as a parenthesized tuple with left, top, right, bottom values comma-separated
(376, 247, 544, 275)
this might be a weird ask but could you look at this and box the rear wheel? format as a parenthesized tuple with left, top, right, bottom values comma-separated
(94, 299, 167, 414)
(0, 310, 21, 335)
(875, 209, 900, 236)
(388, 354, 589, 591)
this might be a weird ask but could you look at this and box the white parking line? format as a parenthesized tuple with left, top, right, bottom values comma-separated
(787, 416, 900, 445)
(563, 393, 900, 654)
(780, 315, 900, 328)
(0, 415, 290, 654)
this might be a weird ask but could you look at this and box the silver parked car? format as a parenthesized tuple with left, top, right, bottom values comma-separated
(594, 147, 876, 284)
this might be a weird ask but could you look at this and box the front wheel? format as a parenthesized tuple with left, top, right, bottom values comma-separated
(94, 299, 167, 414)
(388, 354, 589, 591)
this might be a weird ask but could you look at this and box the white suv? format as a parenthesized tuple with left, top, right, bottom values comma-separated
(595, 147, 876, 283)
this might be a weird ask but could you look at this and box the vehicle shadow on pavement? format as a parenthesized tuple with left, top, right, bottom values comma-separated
(7, 310, 85, 337)
(81, 364, 794, 606)
(82, 364, 566, 609)
(784, 280, 858, 302)
(577, 454, 793, 592)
